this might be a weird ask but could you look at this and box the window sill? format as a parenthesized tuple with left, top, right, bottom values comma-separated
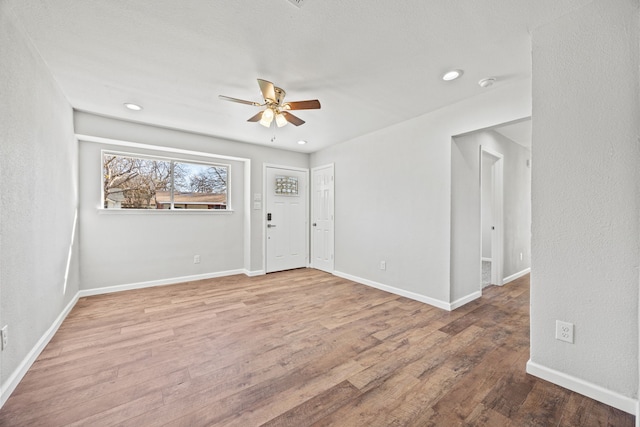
(97, 208, 234, 215)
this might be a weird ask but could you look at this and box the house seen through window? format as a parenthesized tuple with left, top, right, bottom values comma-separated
(103, 153, 229, 210)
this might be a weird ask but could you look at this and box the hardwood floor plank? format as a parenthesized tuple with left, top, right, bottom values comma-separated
(260, 380, 362, 427)
(481, 352, 537, 418)
(512, 380, 571, 426)
(0, 368, 118, 410)
(9, 367, 187, 426)
(11, 348, 153, 394)
(216, 360, 368, 426)
(427, 343, 523, 424)
(464, 404, 514, 427)
(0, 269, 634, 427)
(312, 371, 424, 427)
(66, 391, 165, 427)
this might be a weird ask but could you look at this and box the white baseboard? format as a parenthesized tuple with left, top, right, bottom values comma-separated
(78, 269, 246, 297)
(333, 271, 452, 311)
(244, 269, 265, 277)
(503, 267, 530, 285)
(1, 293, 79, 409)
(526, 360, 637, 416)
(450, 291, 482, 310)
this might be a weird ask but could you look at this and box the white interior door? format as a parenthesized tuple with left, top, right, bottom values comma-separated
(311, 164, 334, 273)
(265, 166, 308, 273)
(481, 153, 494, 288)
(491, 155, 504, 286)
(480, 147, 504, 287)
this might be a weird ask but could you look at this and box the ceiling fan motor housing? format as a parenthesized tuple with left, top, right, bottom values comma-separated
(272, 87, 286, 106)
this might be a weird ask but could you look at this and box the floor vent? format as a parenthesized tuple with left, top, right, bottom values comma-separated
(287, 0, 306, 8)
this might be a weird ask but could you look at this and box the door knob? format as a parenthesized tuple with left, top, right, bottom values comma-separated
(267, 224, 277, 228)
(313, 223, 317, 227)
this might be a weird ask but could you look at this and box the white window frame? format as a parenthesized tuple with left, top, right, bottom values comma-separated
(101, 150, 232, 212)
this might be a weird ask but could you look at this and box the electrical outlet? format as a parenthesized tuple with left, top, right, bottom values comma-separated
(1, 325, 7, 350)
(193, 255, 200, 264)
(379, 261, 386, 270)
(555, 320, 574, 343)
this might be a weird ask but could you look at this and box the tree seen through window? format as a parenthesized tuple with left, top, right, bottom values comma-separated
(103, 153, 228, 210)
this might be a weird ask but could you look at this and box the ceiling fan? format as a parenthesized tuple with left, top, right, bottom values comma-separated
(219, 79, 321, 127)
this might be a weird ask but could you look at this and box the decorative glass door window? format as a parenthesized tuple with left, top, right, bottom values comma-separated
(274, 175, 298, 196)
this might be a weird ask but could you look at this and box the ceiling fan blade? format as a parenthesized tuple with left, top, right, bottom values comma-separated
(247, 111, 263, 122)
(284, 100, 321, 110)
(219, 95, 261, 106)
(257, 79, 276, 103)
(282, 111, 305, 126)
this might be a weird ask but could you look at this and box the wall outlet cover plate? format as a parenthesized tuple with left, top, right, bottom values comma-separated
(555, 320, 574, 343)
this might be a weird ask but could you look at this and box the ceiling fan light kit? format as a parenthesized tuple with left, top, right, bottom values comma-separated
(260, 107, 275, 127)
(275, 112, 288, 127)
(220, 79, 321, 128)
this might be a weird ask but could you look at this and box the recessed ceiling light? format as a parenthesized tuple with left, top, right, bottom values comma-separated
(297, 140, 307, 145)
(478, 77, 496, 88)
(124, 103, 143, 111)
(442, 69, 463, 81)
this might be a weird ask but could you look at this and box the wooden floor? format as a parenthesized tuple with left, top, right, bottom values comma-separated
(0, 269, 634, 426)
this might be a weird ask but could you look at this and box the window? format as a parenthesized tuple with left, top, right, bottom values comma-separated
(103, 152, 229, 210)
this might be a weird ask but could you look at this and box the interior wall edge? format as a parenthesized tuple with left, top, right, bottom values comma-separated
(334, 270, 455, 311)
(503, 268, 531, 285)
(77, 269, 247, 298)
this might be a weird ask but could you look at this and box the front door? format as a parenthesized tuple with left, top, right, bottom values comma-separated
(311, 164, 334, 273)
(265, 166, 308, 273)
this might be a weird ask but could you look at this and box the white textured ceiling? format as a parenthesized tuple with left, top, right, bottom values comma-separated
(7, 0, 588, 152)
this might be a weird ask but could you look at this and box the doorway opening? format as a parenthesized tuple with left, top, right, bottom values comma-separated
(450, 117, 531, 304)
(481, 148, 504, 288)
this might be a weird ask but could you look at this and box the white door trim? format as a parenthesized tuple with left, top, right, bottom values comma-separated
(262, 164, 310, 273)
(311, 163, 335, 273)
(480, 147, 504, 287)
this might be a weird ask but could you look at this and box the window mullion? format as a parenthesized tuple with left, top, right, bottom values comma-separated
(170, 161, 175, 210)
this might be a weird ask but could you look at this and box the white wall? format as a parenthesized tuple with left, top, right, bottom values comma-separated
(78, 141, 247, 289)
(501, 134, 532, 277)
(451, 130, 531, 301)
(529, 0, 639, 409)
(0, 2, 79, 405)
(74, 112, 309, 282)
(450, 134, 483, 301)
(311, 80, 531, 307)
